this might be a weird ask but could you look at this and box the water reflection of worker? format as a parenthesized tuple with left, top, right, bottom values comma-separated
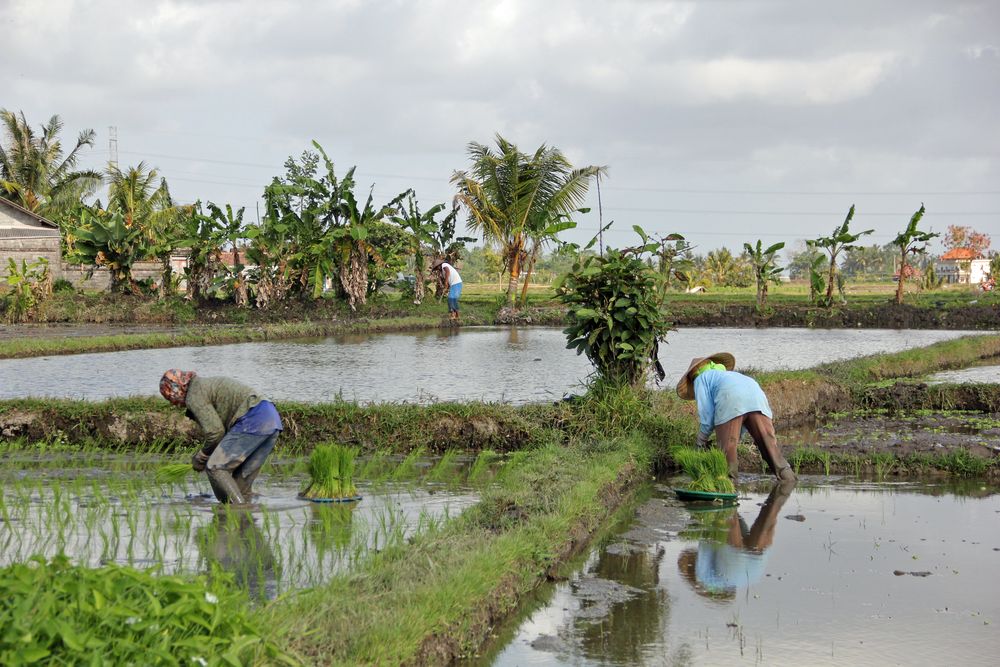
(676, 352, 795, 486)
(159, 369, 282, 504)
(677, 481, 795, 599)
(198, 509, 278, 602)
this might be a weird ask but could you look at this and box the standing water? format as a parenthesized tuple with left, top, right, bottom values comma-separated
(0, 327, 982, 403)
(479, 479, 1000, 666)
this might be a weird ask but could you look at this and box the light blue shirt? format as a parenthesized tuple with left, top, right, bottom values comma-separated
(693, 370, 772, 436)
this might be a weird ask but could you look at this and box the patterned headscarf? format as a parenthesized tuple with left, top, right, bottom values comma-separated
(159, 369, 196, 406)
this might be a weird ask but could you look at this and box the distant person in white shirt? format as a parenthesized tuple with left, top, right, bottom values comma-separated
(432, 259, 463, 323)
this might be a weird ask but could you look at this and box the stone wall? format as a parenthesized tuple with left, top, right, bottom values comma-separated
(1, 237, 163, 290)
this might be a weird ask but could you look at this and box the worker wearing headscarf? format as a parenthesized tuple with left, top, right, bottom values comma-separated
(159, 370, 282, 504)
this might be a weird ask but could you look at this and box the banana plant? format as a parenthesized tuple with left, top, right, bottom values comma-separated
(743, 239, 785, 311)
(891, 204, 936, 304)
(64, 208, 150, 293)
(807, 205, 873, 306)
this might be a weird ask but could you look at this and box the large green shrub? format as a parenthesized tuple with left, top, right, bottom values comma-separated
(0, 555, 296, 666)
(556, 229, 670, 386)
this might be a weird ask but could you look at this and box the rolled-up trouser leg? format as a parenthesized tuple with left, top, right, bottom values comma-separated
(743, 411, 795, 481)
(207, 431, 275, 504)
(713, 415, 745, 482)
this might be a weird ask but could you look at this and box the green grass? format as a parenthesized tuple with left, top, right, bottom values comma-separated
(260, 431, 660, 664)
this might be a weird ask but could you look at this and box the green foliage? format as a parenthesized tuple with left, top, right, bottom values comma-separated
(0, 109, 102, 218)
(452, 134, 604, 308)
(807, 205, 873, 306)
(556, 229, 670, 386)
(669, 445, 735, 493)
(891, 204, 937, 304)
(743, 239, 785, 310)
(64, 208, 150, 293)
(301, 444, 359, 499)
(0, 555, 296, 666)
(3, 257, 51, 323)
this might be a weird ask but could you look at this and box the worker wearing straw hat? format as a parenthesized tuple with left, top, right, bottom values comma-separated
(676, 353, 795, 486)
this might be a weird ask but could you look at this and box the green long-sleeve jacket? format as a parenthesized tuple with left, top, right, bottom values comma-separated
(184, 376, 263, 453)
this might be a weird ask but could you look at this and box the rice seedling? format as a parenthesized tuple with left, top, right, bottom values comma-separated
(301, 444, 360, 500)
(427, 449, 461, 484)
(391, 447, 427, 482)
(670, 445, 736, 494)
(155, 463, 192, 483)
(468, 449, 501, 485)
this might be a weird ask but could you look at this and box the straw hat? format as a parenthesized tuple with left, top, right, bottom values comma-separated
(675, 352, 735, 400)
(430, 258, 444, 270)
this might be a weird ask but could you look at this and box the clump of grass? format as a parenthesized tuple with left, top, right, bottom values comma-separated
(301, 444, 359, 499)
(155, 463, 191, 483)
(670, 446, 736, 493)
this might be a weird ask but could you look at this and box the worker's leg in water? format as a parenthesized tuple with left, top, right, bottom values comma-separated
(743, 411, 795, 481)
(233, 432, 278, 497)
(714, 416, 744, 482)
(206, 432, 272, 504)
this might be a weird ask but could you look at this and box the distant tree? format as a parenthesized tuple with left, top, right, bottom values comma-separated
(942, 225, 990, 256)
(807, 205, 873, 306)
(743, 240, 785, 311)
(702, 247, 752, 288)
(842, 244, 894, 278)
(785, 244, 824, 280)
(0, 110, 102, 219)
(452, 134, 604, 309)
(651, 233, 694, 295)
(890, 204, 937, 304)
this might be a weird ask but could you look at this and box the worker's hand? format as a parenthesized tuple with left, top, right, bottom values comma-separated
(696, 431, 711, 449)
(191, 450, 210, 472)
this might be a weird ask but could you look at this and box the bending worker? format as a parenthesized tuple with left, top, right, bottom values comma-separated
(159, 369, 282, 504)
(676, 352, 795, 485)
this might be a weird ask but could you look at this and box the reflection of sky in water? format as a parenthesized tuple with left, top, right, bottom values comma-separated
(0, 327, 981, 404)
(927, 365, 999, 385)
(488, 482, 1000, 666)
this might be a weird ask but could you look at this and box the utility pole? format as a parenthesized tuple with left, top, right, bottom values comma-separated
(108, 126, 119, 171)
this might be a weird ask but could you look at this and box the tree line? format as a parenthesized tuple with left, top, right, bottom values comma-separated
(2, 109, 995, 320)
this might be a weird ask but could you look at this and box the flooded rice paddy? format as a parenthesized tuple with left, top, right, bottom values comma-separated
(479, 478, 1000, 666)
(0, 452, 478, 599)
(0, 327, 979, 403)
(928, 364, 1000, 385)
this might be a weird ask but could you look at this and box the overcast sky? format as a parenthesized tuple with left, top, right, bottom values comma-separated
(3, 0, 998, 256)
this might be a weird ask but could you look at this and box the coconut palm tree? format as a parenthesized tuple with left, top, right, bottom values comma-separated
(0, 110, 101, 219)
(452, 135, 605, 308)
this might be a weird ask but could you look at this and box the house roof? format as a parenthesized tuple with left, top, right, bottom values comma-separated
(940, 247, 984, 261)
(0, 197, 59, 229)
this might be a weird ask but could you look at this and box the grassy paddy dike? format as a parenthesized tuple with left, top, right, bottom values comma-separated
(1, 335, 999, 663)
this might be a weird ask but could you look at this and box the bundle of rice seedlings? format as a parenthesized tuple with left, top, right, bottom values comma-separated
(670, 446, 736, 494)
(155, 463, 192, 483)
(301, 444, 359, 499)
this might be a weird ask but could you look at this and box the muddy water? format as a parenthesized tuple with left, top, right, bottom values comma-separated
(480, 479, 1000, 666)
(0, 327, 979, 403)
(0, 458, 477, 599)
